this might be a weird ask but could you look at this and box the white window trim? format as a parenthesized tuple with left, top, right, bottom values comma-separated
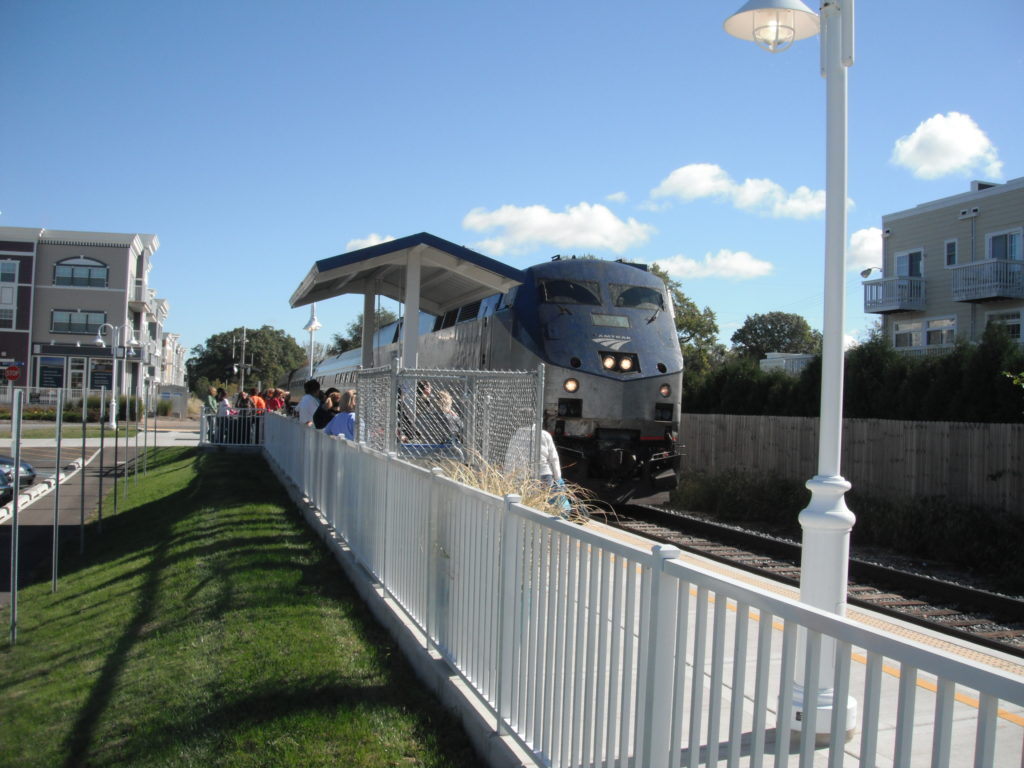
(924, 315, 957, 347)
(985, 227, 1022, 261)
(985, 309, 1022, 343)
(892, 315, 958, 350)
(894, 248, 925, 277)
(943, 238, 958, 268)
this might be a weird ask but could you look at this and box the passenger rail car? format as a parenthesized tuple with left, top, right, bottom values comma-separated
(286, 256, 684, 502)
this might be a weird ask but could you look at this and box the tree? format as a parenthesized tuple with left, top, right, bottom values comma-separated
(648, 264, 725, 381)
(186, 325, 306, 392)
(327, 309, 399, 355)
(731, 311, 822, 360)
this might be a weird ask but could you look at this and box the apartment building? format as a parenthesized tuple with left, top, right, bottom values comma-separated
(0, 226, 178, 400)
(863, 177, 1023, 350)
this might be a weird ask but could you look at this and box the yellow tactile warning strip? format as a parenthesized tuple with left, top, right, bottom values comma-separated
(588, 519, 1024, 727)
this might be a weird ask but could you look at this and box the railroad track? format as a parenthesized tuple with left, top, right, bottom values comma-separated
(609, 504, 1024, 660)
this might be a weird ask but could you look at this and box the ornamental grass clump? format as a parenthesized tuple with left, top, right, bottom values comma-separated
(432, 455, 597, 525)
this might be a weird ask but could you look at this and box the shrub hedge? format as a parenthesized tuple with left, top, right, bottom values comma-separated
(684, 323, 1024, 423)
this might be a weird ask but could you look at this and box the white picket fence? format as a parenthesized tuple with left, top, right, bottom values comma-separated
(261, 414, 1024, 768)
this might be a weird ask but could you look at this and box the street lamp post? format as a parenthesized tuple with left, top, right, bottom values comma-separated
(726, 0, 857, 735)
(303, 303, 322, 377)
(95, 322, 139, 429)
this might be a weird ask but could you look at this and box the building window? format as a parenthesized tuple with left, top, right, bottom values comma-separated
(987, 228, 1022, 261)
(0, 261, 17, 283)
(925, 317, 956, 346)
(987, 310, 1022, 342)
(944, 239, 957, 267)
(54, 256, 109, 287)
(893, 319, 922, 348)
(895, 249, 923, 277)
(51, 310, 106, 335)
(0, 309, 12, 329)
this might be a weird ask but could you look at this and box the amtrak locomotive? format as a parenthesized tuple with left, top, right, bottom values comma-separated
(288, 256, 683, 501)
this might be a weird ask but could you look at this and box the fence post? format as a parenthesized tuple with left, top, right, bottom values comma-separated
(80, 389, 87, 553)
(639, 544, 680, 768)
(8, 390, 24, 645)
(426, 467, 445, 652)
(495, 493, 521, 735)
(98, 386, 106, 534)
(52, 390, 64, 592)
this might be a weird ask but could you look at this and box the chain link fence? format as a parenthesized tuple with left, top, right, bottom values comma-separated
(352, 360, 544, 476)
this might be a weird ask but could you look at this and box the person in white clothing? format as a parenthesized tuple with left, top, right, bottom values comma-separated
(297, 379, 321, 426)
(504, 419, 562, 486)
(538, 428, 562, 485)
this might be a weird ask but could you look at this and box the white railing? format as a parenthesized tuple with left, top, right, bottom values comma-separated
(199, 409, 265, 446)
(262, 414, 1024, 768)
(863, 277, 926, 313)
(951, 259, 1024, 301)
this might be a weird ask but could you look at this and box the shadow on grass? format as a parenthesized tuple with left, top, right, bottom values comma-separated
(47, 449, 476, 766)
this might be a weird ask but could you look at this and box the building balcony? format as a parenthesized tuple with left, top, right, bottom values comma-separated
(863, 277, 925, 314)
(951, 259, 1024, 302)
(129, 278, 155, 310)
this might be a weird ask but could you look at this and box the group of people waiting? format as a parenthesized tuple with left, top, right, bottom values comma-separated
(296, 379, 357, 440)
(206, 386, 289, 418)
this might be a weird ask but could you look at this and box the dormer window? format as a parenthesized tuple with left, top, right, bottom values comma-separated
(54, 256, 109, 287)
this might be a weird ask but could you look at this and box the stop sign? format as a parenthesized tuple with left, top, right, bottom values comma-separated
(5, 365, 20, 381)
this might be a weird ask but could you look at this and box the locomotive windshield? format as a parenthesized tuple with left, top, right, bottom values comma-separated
(611, 284, 665, 311)
(539, 279, 601, 305)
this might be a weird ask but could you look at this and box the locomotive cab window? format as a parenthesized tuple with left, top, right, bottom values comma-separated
(610, 284, 664, 310)
(539, 279, 601, 305)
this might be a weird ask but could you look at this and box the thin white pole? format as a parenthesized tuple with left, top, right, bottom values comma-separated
(8, 390, 23, 645)
(52, 390, 64, 592)
(795, 0, 857, 734)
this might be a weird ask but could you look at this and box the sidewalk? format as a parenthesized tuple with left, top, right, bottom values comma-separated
(0, 420, 200, 526)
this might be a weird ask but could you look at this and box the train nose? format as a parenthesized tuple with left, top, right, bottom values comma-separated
(600, 447, 637, 476)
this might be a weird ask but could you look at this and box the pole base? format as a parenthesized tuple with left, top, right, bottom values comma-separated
(791, 685, 858, 739)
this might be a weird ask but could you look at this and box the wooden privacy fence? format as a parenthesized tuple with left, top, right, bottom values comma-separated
(680, 414, 1023, 513)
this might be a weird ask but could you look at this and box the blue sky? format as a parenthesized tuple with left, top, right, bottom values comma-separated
(3, 0, 1021, 355)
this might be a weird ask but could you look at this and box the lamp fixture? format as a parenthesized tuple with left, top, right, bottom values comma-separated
(860, 266, 882, 279)
(724, 0, 819, 53)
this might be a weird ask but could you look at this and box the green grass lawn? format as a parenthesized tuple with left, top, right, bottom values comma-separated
(0, 448, 478, 767)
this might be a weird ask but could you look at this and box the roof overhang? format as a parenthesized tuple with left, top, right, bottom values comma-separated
(289, 232, 524, 316)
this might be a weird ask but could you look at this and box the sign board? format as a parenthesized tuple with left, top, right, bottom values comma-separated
(5, 365, 20, 381)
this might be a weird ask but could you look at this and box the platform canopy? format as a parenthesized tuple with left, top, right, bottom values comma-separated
(289, 232, 524, 316)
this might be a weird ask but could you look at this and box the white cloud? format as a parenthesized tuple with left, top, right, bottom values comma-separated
(848, 227, 882, 273)
(345, 233, 395, 252)
(462, 202, 654, 255)
(891, 112, 1003, 179)
(650, 163, 825, 219)
(654, 249, 773, 280)
(606, 191, 628, 203)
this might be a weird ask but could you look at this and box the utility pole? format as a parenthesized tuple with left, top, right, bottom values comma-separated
(231, 327, 254, 393)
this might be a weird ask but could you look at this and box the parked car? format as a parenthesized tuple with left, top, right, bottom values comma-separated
(0, 455, 36, 487)
(0, 469, 14, 506)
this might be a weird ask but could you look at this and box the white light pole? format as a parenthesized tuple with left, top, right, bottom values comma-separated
(95, 322, 139, 429)
(303, 303, 322, 377)
(726, 0, 857, 735)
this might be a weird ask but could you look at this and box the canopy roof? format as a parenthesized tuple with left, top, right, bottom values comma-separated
(289, 232, 525, 316)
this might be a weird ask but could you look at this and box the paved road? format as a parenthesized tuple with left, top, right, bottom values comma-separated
(0, 423, 200, 606)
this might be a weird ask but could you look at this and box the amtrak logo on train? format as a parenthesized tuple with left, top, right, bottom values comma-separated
(593, 336, 631, 350)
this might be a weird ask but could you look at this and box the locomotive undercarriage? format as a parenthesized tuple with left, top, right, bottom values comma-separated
(554, 429, 681, 505)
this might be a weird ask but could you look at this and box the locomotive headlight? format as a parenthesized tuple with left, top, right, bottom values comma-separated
(602, 354, 616, 370)
(564, 378, 579, 393)
(659, 384, 672, 398)
(619, 356, 633, 371)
